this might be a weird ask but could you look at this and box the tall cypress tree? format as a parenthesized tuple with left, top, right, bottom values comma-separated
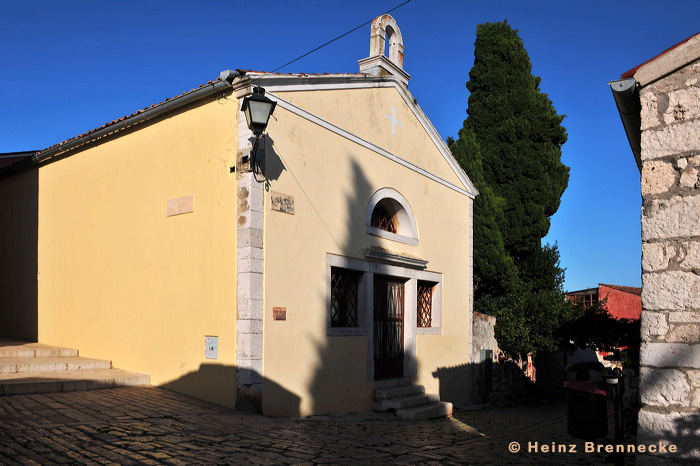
(451, 21, 572, 356)
(449, 128, 515, 299)
(465, 21, 569, 261)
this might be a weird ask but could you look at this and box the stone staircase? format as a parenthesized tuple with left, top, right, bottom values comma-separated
(372, 377, 452, 420)
(0, 340, 150, 396)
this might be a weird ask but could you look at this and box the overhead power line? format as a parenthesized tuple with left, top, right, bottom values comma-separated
(271, 0, 413, 73)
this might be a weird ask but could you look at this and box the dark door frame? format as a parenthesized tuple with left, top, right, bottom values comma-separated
(373, 275, 406, 380)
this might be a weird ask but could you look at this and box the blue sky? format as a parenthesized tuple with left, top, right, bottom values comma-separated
(2, 1, 698, 291)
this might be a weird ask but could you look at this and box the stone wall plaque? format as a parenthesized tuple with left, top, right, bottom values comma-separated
(273, 307, 286, 321)
(270, 192, 294, 215)
(167, 195, 194, 217)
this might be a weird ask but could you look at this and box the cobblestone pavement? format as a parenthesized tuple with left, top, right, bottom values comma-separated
(0, 387, 634, 465)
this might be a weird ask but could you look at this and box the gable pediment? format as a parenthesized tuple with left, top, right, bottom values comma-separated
(250, 77, 477, 198)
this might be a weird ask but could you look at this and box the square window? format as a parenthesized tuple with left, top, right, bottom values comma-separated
(331, 267, 361, 327)
(416, 274, 441, 335)
(417, 280, 435, 327)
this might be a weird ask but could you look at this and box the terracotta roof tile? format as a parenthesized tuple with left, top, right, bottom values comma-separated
(242, 69, 368, 77)
(12, 67, 383, 170)
(34, 70, 372, 158)
(37, 78, 224, 155)
(599, 284, 642, 296)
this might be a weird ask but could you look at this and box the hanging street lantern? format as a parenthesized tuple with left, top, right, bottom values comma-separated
(242, 86, 276, 136)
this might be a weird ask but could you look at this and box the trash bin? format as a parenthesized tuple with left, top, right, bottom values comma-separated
(564, 361, 607, 439)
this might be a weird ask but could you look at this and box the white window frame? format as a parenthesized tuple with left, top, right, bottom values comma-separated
(326, 254, 443, 380)
(365, 188, 419, 246)
(415, 270, 442, 335)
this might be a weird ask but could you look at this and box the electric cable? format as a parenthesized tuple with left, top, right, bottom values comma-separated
(271, 0, 413, 73)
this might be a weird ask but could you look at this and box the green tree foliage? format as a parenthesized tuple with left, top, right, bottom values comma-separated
(556, 299, 640, 354)
(556, 299, 641, 370)
(451, 21, 572, 357)
(476, 246, 577, 356)
(448, 129, 515, 298)
(465, 21, 569, 261)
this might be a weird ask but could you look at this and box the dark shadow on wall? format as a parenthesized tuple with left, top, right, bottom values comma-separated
(300, 154, 375, 414)
(161, 363, 300, 414)
(259, 134, 285, 188)
(432, 364, 474, 404)
(0, 167, 38, 341)
(433, 360, 538, 406)
(535, 351, 567, 399)
(306, 158, 376, 416)
(637, 348, 700, 461)
(307, 336, 375, 416)
(671, 412, 700, 459)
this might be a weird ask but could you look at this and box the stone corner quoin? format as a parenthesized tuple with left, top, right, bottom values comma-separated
(638, 55, 700, 460)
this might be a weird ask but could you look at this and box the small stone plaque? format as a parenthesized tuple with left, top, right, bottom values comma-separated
(273, 307, 286, 321)
(270, 192, 294, 215)
(167, 195, 194, 217)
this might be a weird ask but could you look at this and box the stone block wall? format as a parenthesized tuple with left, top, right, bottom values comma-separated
(469, 312, 497, 404)
(235, 88, 265, 412)
(638, 58, 700, 461)
(471, 311, 499, 362)
(469, 312, 534, 405)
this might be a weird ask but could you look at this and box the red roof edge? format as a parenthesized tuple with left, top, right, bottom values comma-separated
(599, 284, 641, 296)
(621, 32, 700, 79)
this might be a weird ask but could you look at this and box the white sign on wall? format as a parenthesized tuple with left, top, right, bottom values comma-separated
(205, 336, 218, 359)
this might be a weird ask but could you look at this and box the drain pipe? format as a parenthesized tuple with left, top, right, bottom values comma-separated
(1, 69, 244, 179)
(609, 78, 642, 172)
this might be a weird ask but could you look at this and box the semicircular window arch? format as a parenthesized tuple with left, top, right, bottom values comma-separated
(365, 188, 418, 246)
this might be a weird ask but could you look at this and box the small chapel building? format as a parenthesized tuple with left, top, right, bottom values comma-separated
(0, 15, 477, 416)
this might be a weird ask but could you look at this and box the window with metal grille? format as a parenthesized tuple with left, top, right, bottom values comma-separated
(330, 267, 361, 327)
(371, 203, 397, 234)
(417, 281, 434, 327)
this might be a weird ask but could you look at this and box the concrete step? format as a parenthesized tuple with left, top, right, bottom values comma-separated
(0, 340, 150, 396)
(0, 357, 112, 374)
(0, 341, 78, 358)
(374, 384, 424, 400)
(396, 401, 453, 420)
(373, 376, 412, 389)
(0, 369, 150, 396)
(373, 392, 440, 411)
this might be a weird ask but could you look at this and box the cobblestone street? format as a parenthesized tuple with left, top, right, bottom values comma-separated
(0, 387, 629, 464)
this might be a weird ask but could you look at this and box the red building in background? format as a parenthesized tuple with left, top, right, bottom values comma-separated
(565, 284, 641, 367)
(566, 283, 641, 320)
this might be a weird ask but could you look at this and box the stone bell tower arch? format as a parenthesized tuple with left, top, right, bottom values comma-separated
(359, 14, 410, 87)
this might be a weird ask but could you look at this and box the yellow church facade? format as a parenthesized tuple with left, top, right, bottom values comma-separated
(0, 15, 477, 416)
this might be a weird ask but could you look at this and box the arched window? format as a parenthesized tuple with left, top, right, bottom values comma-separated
(365, 188, 418, 246)
(371, 202, 397, 234)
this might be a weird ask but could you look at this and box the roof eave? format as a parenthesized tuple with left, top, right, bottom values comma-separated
(0, 71, 242, 180)
(623, 32, 700, 86)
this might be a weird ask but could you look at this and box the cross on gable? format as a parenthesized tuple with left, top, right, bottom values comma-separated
(386, 106, 403, 136)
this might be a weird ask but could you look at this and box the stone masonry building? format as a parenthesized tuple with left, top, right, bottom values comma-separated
(610, 32, 700, 462)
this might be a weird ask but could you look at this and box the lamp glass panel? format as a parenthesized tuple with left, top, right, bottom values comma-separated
(248, 100, 274, 128)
